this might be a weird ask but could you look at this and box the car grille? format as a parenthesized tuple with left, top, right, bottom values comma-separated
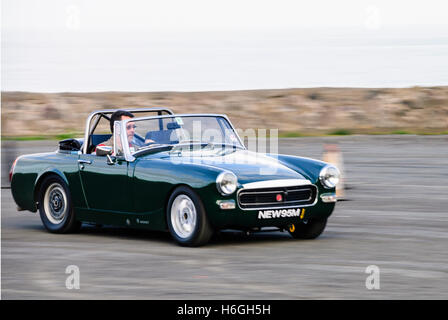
(238, 185, 318, 210)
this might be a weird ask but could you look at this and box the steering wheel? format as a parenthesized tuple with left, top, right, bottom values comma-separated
(142, 141, 157, 147)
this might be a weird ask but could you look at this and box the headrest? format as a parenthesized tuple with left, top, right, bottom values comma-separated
(167, 122, 181, 130)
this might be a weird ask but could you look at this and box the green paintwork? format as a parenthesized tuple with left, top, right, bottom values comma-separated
(11, 151, 85, 212)
(11, 146, 336, 232)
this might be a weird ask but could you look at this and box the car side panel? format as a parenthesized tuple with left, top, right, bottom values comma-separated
(77, 154, 132, 213)
(10, 151, 86, 212)
(131, 158, 224, 231)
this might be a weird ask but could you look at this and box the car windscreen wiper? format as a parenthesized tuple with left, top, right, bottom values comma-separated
(176, 140, 203, 145)
(133, 144, 173, 155)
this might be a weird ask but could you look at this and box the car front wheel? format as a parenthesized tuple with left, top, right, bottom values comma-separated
(166, 186, 213, 247)
(288, 218, 327, 239)
(38, 175, 81, 233)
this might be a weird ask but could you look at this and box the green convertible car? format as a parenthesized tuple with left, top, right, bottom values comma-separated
(10, 108, 340, 246)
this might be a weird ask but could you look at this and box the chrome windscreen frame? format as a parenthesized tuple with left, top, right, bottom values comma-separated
(113, 121, 135, 162)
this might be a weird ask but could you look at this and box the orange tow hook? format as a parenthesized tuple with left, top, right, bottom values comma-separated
(289, 224, 295, 232)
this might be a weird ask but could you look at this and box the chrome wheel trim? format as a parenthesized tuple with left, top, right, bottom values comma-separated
(43, 183, 68, 225)
(170, 194, 197, 239)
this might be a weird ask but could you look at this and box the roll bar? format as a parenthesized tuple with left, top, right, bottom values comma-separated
(82, 108, 174, 154)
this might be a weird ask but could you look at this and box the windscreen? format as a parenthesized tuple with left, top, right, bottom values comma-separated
(122, 116, 243, 153)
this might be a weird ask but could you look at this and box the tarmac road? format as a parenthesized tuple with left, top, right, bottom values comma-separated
(1, 136, 448, 299)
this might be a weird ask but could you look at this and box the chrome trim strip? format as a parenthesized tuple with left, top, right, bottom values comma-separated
(239, 199, 313, 206)
(241, 179, 312, 190)
(237, 184, 319, 211)
(117, 120, 135, 162)
(239, 187, 313, 195)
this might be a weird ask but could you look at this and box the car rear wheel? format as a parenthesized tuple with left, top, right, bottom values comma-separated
(288, 218, 327, 239)
(38, 175, 81, 233)
(166, 186, 213, 247)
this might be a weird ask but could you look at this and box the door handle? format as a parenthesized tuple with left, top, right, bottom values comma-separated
(78, 159, 92, 165)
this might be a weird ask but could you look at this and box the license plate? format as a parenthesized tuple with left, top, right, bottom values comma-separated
(257, 208, 305, 219)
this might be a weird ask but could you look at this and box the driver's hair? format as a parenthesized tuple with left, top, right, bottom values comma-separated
(110, 110, 134, 133)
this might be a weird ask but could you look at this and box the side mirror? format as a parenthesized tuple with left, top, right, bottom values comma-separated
(59, 138, 81, 151)
(96, 145, 112, 156)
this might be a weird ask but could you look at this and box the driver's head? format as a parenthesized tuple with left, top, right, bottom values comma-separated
(110, 110, 134, 133)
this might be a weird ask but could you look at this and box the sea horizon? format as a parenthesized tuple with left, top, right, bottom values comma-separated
(2, 27, 448, 93)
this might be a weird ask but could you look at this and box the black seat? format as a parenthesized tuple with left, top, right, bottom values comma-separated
(145, 130, 179, 144)
(145, 122, 180, 144)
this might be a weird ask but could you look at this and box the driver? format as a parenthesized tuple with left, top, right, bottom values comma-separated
(96, 110, 153, 155)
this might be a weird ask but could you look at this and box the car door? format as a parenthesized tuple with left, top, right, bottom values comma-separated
(78, 153, 132, 213)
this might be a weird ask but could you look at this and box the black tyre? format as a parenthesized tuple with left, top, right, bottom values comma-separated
(166, 186, 213, 247)
(288, 218, 327, 239)
(38, 175, 81, 233)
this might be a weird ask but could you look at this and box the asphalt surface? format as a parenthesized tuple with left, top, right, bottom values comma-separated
(1, 136, 448, 299)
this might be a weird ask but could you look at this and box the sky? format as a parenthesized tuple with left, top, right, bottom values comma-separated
(2, 1, 448, 92)
(3, 0, 448, 31)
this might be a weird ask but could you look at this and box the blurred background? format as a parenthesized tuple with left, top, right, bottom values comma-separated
(2, 0, 448, 300)
(2, 0, 448, 138)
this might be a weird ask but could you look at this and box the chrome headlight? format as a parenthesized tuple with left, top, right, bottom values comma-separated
(319, 165, 340, 189)
(216, 171, 238, 195)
